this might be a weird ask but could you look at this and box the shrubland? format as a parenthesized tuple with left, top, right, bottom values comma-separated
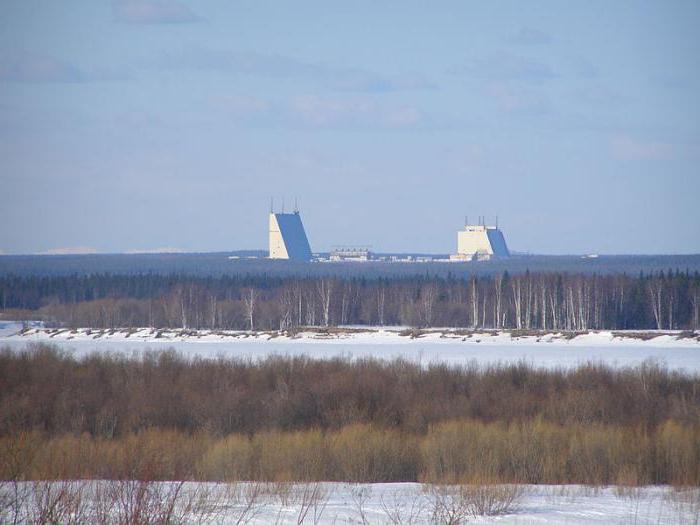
(1, 344, 699, 485)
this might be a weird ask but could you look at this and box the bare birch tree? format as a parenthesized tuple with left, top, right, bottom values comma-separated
(243, 288, 258, 331)
(648, 279, 663, 330)
(317, 279, 334, 327)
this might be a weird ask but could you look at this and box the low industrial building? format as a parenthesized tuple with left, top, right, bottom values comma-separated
(330, 247, 372, 262)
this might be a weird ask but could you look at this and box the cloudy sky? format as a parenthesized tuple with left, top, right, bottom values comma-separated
(1, 1, 699, 255)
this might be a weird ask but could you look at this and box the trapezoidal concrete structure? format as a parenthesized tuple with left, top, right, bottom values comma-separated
(450, 224, 510, 261)
(268, 211, 313, 261)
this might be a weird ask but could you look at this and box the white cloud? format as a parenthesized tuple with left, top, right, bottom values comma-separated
(489, 84, 551, 115)
(0, 52, 83, 83)
(216, 94, 272, 118)
(155, 47, 435, 92)
(0, 51, 130, 83)
(289, 94, 372, 127)
(574, 84, 626, 106)
(569, 56, 598, 78)
(383, 106, 424, 127)
(157, 48, 316, 75)
(510, 28, 552, 46)
(112, 0, 199, 24)
(330, 70, 436, 92)
(449, 54, 556, 82)
(210, 92, 427, 129)
(286, 94, 424, 129)
(611, 136, 674, 160)
(39, 247, 99, 255)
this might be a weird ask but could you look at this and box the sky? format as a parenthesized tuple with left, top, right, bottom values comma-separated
(1, 0, 699, 255)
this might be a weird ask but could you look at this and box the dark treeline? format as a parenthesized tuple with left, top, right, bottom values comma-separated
(3, 253, 700, 279)
(1, 345, 699, 484)
(2, 270, 699, 330)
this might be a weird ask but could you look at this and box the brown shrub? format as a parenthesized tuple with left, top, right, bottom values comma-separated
(329, 424, 420, 482)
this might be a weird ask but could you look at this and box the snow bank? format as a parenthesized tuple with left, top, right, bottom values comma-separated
(2, 323, 699, 371)
(5, 324, 700, 346)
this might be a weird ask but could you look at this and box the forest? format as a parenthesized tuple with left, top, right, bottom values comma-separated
(1, 270, 699, 330)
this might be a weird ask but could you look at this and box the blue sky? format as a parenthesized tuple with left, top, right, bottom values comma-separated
(1, 0, 699, 255)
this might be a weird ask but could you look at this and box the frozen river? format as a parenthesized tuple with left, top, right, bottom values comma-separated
(2, 322, 699, 371)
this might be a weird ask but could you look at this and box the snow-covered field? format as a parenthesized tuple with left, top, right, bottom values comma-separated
(2, 322, 699, 371)
(2, 481, 699, 524)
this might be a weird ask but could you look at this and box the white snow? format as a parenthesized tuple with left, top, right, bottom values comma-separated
(1, 482, 698, 524)
(1, 322, 699, 371)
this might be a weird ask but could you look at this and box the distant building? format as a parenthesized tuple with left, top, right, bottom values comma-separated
(269, 211, 313, 261)
(450, 222, 509, 261)
(330, 247, 372, 262)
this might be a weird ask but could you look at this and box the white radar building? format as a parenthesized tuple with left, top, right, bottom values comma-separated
(268, 211, 313, 261)
(450, 219, 509, 262)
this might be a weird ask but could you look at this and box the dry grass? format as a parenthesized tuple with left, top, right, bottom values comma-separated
(420, 419, 699, 486)
(1, 480, 268, 525)
(426, 482, 524, 523)
(1, 419, 697, 485)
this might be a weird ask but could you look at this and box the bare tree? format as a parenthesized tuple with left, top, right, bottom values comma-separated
(340, 281, 353, 326)
(377, 285, 386, 326)
(511, 279, 523, 330)
(420, 283, 438, 327)
(317, 279, 334, 327)
(648, 279, 663, 330)
(691, 287, 700, 330)
(278, 286, 294, 330)
(243, 288, 258, 331)
(470, 278, 479, 328)
(493, 274, 504, 329)
(209, 293, 218, 329)
(539, 276, 547, 330)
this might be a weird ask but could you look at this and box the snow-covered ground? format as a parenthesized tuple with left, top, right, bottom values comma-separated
(2, 321, 699, 371)
(2, 481, 698, 524)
